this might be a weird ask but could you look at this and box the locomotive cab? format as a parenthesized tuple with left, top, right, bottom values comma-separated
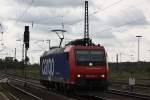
(64, 43, 109, 90)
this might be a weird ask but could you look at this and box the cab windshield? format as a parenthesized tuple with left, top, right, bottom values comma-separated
(76, 50, 106, 66)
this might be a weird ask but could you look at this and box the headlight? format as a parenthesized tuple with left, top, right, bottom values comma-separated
(77, 74, 81, 78)
(89, 62, 93, 66)
(101, 74, 105, 78)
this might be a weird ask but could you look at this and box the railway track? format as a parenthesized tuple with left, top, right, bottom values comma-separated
(110, 80, 150, 96)
(0, 73, 75, 100)
(9, 77, 106, 100)
(0, 73, 42, 100)
(8, 83, 42, 100)
(112, 81, 150, 88)
(107, 89, 150, 100)
(75, 95, 106, 100)
(0, 82, 42, 100)
(1, 73, 108, 100)
(1, 72, 150, 100)
(4, 72, 150, 90)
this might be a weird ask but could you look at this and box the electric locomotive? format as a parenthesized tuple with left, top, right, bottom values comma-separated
(40, 38, 109, 91)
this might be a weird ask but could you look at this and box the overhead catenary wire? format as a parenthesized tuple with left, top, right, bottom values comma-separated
(0, 0, 124, 29)
(15, 0, 34, 24)
(67, 0, 124, 26)
(92, 0, 124, 15)
(1, 1, 148, 34)
(72, 1, 146, 36)
(67, 12, 150, 40)
(1, 0, 149, 61)
(93, 14, 150, 37)
(30, 1, 85, 27)
(29, 0, 149, 40)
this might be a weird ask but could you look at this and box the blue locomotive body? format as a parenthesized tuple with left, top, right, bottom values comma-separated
(40, 50, 70, 84)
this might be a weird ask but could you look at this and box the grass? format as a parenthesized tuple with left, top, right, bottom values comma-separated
(109, 71, 150, 85)
(2, 66, 40, 79)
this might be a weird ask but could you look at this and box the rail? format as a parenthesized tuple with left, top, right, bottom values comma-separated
(107, 89, 150, 100)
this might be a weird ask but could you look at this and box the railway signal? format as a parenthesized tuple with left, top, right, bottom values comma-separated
(23, 26, 30, 87)
(24, 26, 30, 49)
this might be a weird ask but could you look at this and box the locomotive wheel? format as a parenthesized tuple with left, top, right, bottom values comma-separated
(51, 82, 55, 90)
(59, 83, 64, 92)
(62, 84, 67, 94)
(56, 83, 61, 91)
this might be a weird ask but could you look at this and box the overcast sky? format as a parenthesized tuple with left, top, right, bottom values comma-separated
(0, 0, 150, 63)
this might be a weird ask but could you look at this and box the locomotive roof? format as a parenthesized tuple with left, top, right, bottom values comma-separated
(41, 38, 104, 57)
(42, 47, 65, 57)
(65, 38, 95, 46)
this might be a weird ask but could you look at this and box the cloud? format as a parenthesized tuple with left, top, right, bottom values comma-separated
(92, 28, 113, 38)
(1, 0, 150, 62)
(11, 5, 85, 28)
(106, 7, 148, 27)
(14, 0, 94, 8)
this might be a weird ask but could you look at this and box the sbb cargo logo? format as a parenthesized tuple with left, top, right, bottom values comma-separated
(41, 58, 55, 80)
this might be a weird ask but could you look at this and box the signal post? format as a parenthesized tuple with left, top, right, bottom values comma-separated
(23, 26, 30, 87)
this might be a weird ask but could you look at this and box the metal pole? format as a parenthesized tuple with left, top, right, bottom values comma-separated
(116, 53, 119, 72)
(116, 53, 119, 63)
(46, 40, 51, 50)
(84, 1, 89, 38)
(136, 36, 142, 62)
(130, 54, 133, 62)
(48, 40, 50, 50)
(24, 48, 27, 87)
(119, 53, 122, 63)
(14, 48, 16, 60)
(148, 50, 150, 62)
(47, 40, 51, 50)
(138, 37, 139, 62)
(22, 43, 25, 86)
(22, 44, 24, 61)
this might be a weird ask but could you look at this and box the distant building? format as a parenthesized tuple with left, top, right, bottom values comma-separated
(5, 57, 13, 61)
